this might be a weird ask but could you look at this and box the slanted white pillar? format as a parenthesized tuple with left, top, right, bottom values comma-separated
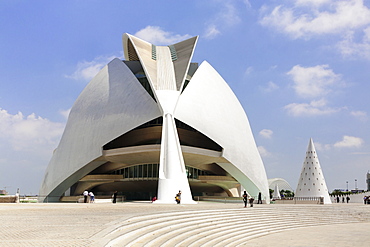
(154, 90, 196, 204)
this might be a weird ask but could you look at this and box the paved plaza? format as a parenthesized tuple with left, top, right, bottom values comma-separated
(0, 201, 369, 246)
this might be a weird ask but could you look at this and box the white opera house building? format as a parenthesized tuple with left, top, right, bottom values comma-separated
(39, 33, 269, 203)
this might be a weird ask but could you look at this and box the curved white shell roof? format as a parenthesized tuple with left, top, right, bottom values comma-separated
(175, 61, 269, 198)
(268, 178, 293, 192)
(39, 34, 269, 202)
(39, 58, 161, 199)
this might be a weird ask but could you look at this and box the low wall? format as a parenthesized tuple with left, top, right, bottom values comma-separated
(59, 196, 125, 203)
(274, 199, 321, 204)
(0, 195, 17, 203)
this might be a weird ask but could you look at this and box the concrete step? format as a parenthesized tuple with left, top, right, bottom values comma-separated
(103, 205, 369, 247)
(158, 213, 324, 246)
(105, 210, 280, 246)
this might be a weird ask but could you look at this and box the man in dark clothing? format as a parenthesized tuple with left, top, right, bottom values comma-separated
(112, 191, 118, 203)
(242, 191, 248, 208)
(257, 192, 262, 204)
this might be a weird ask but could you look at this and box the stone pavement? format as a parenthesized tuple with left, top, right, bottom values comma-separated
(0, 202, 369, 246)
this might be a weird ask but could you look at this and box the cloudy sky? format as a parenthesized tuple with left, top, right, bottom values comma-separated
(1, 0, 369, 195)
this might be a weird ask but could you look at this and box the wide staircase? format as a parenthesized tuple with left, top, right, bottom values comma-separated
(101, 205, 370, 247)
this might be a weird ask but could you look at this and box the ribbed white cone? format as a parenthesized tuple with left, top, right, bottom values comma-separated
(295, 138, 332, 204)
(273, 184, 281, 199)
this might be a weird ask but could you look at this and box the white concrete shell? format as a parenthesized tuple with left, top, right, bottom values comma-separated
(175, 61, 269, 200)
(268, 178, 293, 192)
(39, 34, 269, 203)
(39, 58, 161, 201)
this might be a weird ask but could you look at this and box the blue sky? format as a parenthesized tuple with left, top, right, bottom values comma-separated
(1, 0, 370, 195)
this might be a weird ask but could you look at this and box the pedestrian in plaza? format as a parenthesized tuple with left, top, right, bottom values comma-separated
(89, 191, 95, 203)
(342, 196, 345, 203)
(249, 197, 255, 207)
(242, 191, 248, 208)
(364, 196, 368, 204)
(83, 190, 88, 203)
(257, 192, 262, 204)
(175, 190, 181, 204)
(112, 191, 118, 203)
(346, 195, 350, 203)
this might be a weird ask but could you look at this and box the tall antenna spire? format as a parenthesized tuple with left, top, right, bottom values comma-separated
(295, 138, 332, 204)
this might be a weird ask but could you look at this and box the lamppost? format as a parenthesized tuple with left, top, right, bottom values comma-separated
(355, 179, 357, 190)
(346, 181, 348, 192)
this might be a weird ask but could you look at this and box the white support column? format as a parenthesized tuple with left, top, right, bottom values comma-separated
(154, 90, 196, 204)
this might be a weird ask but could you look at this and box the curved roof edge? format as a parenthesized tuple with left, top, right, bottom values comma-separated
(175, 60, 269, 200)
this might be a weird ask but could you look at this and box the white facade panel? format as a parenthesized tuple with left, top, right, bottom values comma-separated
(39, 58, 161, 200)
(175, 61, 269, 200)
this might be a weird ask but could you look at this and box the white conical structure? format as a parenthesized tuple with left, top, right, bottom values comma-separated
(295, 138, 331, 204)
(273, 184, 281, 199)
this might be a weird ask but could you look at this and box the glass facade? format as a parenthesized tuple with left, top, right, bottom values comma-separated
(111, 164, 214, 179)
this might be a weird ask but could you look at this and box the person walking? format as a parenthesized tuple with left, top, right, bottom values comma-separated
(112, 191, 118, 204)
(242, 191, 248, 208)
(346, 195, 350, 203)
(257, 192, 262, 204)
(175, 191, 181, 204)
(83, 190, 88, 203)
(89, 191, 95, 203)
(249, 197, 255, 207)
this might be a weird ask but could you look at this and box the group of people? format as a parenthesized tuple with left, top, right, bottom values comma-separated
(81, 190, 265, 205)
(82, 190, 95, 203)
(242, 191, 262, 207)
(82, 190, 119, 203)
(335, 195, 351, 203)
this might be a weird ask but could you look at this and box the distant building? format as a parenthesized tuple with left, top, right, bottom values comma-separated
(295, 138, 331, 204)
(268, 178, 293, 192)
(39, 33, 269, 203)
(0, 190, 7, 195)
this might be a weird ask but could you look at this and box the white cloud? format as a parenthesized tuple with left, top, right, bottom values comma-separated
(203, 0, 243, 40)
(218, 1, 241, 26)
(284, 99, 340, 116)
(204, 24, 221, 39)
(258, 146, 271, 157)
(244, 66, 253, 75)
(260, 0, 370, 39)
(351, 110, 367, 119)
(261, 81, 279, 93)
(334, 135, 364, 148)
(259, 129, 273, 139)
(313, 141, 331, 151)
(243, 0, 252, 8)
(337, 27, 370, 59)
(287, 64, 342, 99)
(66, 54, 118, 81)
(134, 26, 191, 45)
(0, 108, 64, 152)
(59, 108, 71, 120)
(295, 0, 331, 7)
